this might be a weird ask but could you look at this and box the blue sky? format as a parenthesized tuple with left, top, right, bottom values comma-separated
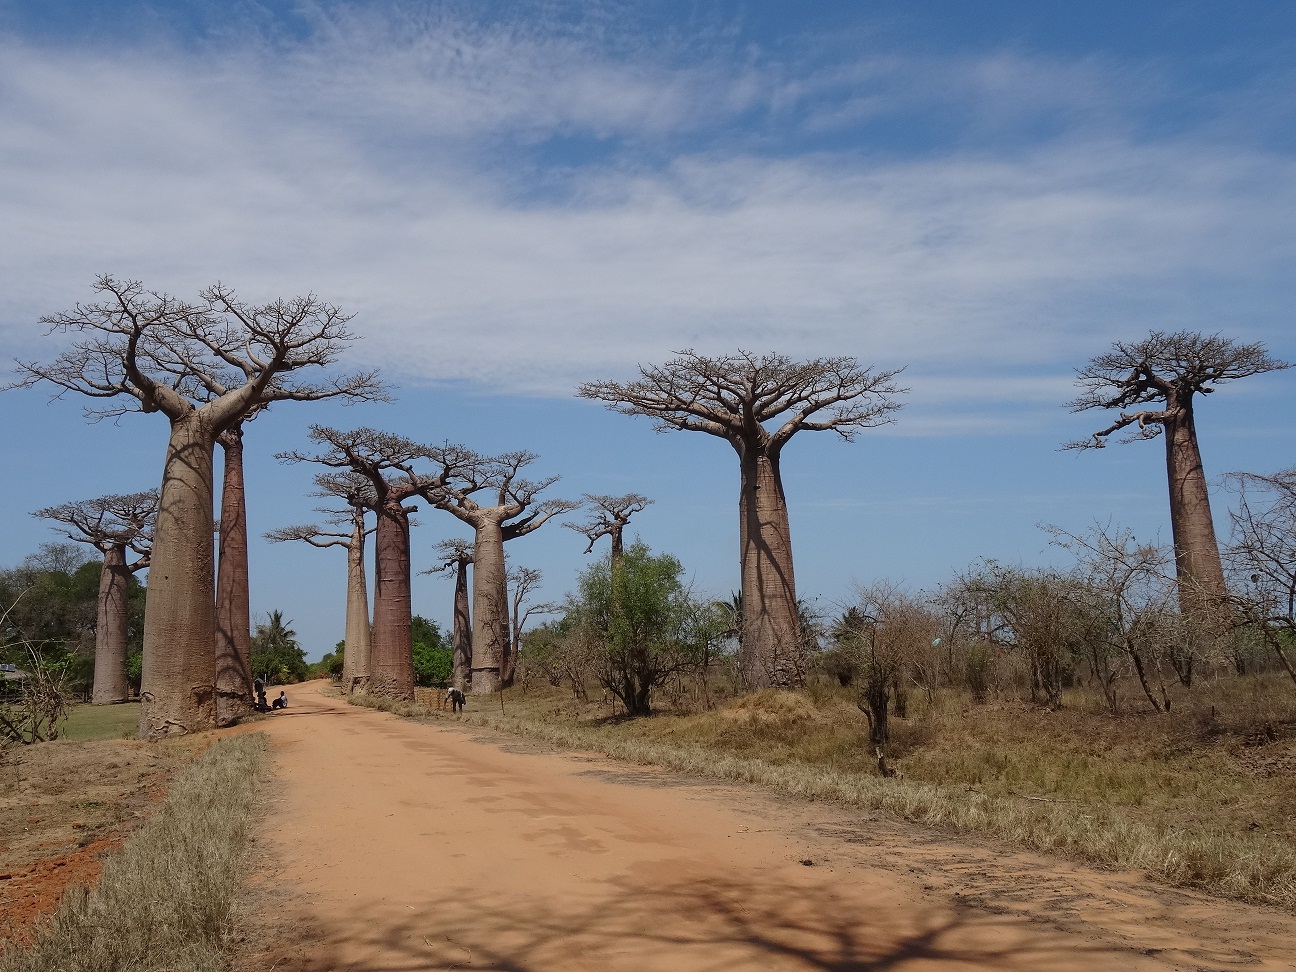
(2, 0, 1294, 657)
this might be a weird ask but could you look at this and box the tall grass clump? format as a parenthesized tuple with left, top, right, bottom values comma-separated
(0, 732, 267, 972)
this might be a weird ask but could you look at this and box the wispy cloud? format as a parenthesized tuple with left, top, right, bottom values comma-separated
(2, 7, 1293, 419)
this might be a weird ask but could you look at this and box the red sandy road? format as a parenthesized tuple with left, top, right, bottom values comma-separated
(249, 684, 1296, 971)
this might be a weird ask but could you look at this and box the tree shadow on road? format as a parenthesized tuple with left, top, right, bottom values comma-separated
(255, 870, 1125, 972)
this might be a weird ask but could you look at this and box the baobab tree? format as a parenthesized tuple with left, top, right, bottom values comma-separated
(580, 350, 905, 688)
(32, 490, 158, 704)
(14, 277, 384, 736)
(1068, 331, 1289, 641)
(424, 538, 474, 692)
(280, 427, 445, 700)
(567, 493, 654, 566)
(266, 490, 375, 694)
(214, 418, 255, 724)
(424, 449, 579, 694)
(505, 564, 560, 686)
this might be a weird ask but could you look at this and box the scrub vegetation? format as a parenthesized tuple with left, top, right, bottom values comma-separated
(0, 733, 267, 972)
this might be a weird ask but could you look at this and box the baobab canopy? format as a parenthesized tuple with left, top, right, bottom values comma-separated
(14, 276, 387, 738)
(579, 350, 906, 688)
(1068, 330, 1291, 649)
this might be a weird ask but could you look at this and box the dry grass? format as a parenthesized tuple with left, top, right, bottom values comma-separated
(356, 677, 1296, 909)
(0, 732, 268, 972)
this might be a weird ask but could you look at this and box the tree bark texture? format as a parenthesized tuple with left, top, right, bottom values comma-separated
(215, 427, 253, 725)
(370, 502, 414, 699)
(453, 559, 472, 692)
(470, 519, 509, 695)
(343, 513, 373, 694)
(1164, 403, 1230, 635)
(91, 544, 131, 705)
(738, 446, 801, 688)
(140, 415, 217, 738)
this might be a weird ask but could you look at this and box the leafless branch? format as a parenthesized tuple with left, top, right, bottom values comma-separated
(11, 275, 389, 431)
(566, 493, 654, 553)
(32, 489, 158, 564)
(578, 350, 906, 452)
(1067, 331, 1289, 449)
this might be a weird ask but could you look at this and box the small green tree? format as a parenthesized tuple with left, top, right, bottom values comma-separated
(568, 542, 709, 716)
(411, 616, 453, 687)
(311, 641, 346, 680)
(250, 611, 309, 684)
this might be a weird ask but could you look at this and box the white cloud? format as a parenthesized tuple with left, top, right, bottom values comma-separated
(1, 13, 1293, 416)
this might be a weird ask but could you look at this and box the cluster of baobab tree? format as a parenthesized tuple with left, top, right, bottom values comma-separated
(11, 271, 1292, 737)
(14, 276, 384, 737)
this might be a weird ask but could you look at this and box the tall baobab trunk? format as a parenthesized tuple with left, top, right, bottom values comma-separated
(1164, 403, 1229, 631)
(738, 445, 800, 688)
(370, 501, 414, 699)
(215, 425, 253, 725)
(342, 510, 373, 694)
(452, 558, 472, 692)
(92, 544, 132, 704)
(140, 415, 218, 737)
(470, 519, 509, 694)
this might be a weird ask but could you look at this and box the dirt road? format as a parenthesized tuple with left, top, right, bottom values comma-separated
(245, 683, 1296, 971)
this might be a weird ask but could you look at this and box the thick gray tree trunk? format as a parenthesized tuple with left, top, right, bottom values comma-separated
(342, 512, 372, 694)
(91, 544, 131, 705)
(140, 414, 218, 737)
(470, 518, 509, 694)
(452, 559, 471, 692)
(738, 446, 800, 688)
(370, 502, 414, 699)
(1165, 402, 1230, 636)
(215, 427, 253, 725)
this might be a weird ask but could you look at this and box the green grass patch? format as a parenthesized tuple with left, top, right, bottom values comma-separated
(0, 732, 268, 972)
(58, 703, 141, 742)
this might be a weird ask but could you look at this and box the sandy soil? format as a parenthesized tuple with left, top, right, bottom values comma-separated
(0, 738, 181, 945)
(244, 683, 1296, 971)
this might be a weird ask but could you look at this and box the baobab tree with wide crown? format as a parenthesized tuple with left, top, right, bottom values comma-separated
(580, 350, 906, 688)
(424, 538, 474, 692)
(1068, 331, 1290, 641)
(423, 449, 579, 694)
(266, 476, 376, 695)
(33, 490, 158, 705)
(280, 427, 452, 700)
(567, 493, 654, 566)
(14, 276, 384, 737)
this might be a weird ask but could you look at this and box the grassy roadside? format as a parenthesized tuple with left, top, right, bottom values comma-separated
(355, 682, 1296, 910)
(0, 732, 268, 972)
(58, 703, 141, 742)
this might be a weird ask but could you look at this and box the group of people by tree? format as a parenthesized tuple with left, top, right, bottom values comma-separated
(4, 273, 1294, 742)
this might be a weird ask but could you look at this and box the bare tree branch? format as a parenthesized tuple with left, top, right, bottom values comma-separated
(32, 490, 158, 567)
(1066, 331, 1289, 450)
(566, 493, 654, 554)
(578, 350, 906, 453)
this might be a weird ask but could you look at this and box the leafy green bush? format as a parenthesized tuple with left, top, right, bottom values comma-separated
(567, 543, 720, 716)
(412, 616, 452, 686)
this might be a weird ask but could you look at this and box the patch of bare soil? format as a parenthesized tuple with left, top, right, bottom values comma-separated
(242, 684, 1296, 971)
(0, 738, 188, 945)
